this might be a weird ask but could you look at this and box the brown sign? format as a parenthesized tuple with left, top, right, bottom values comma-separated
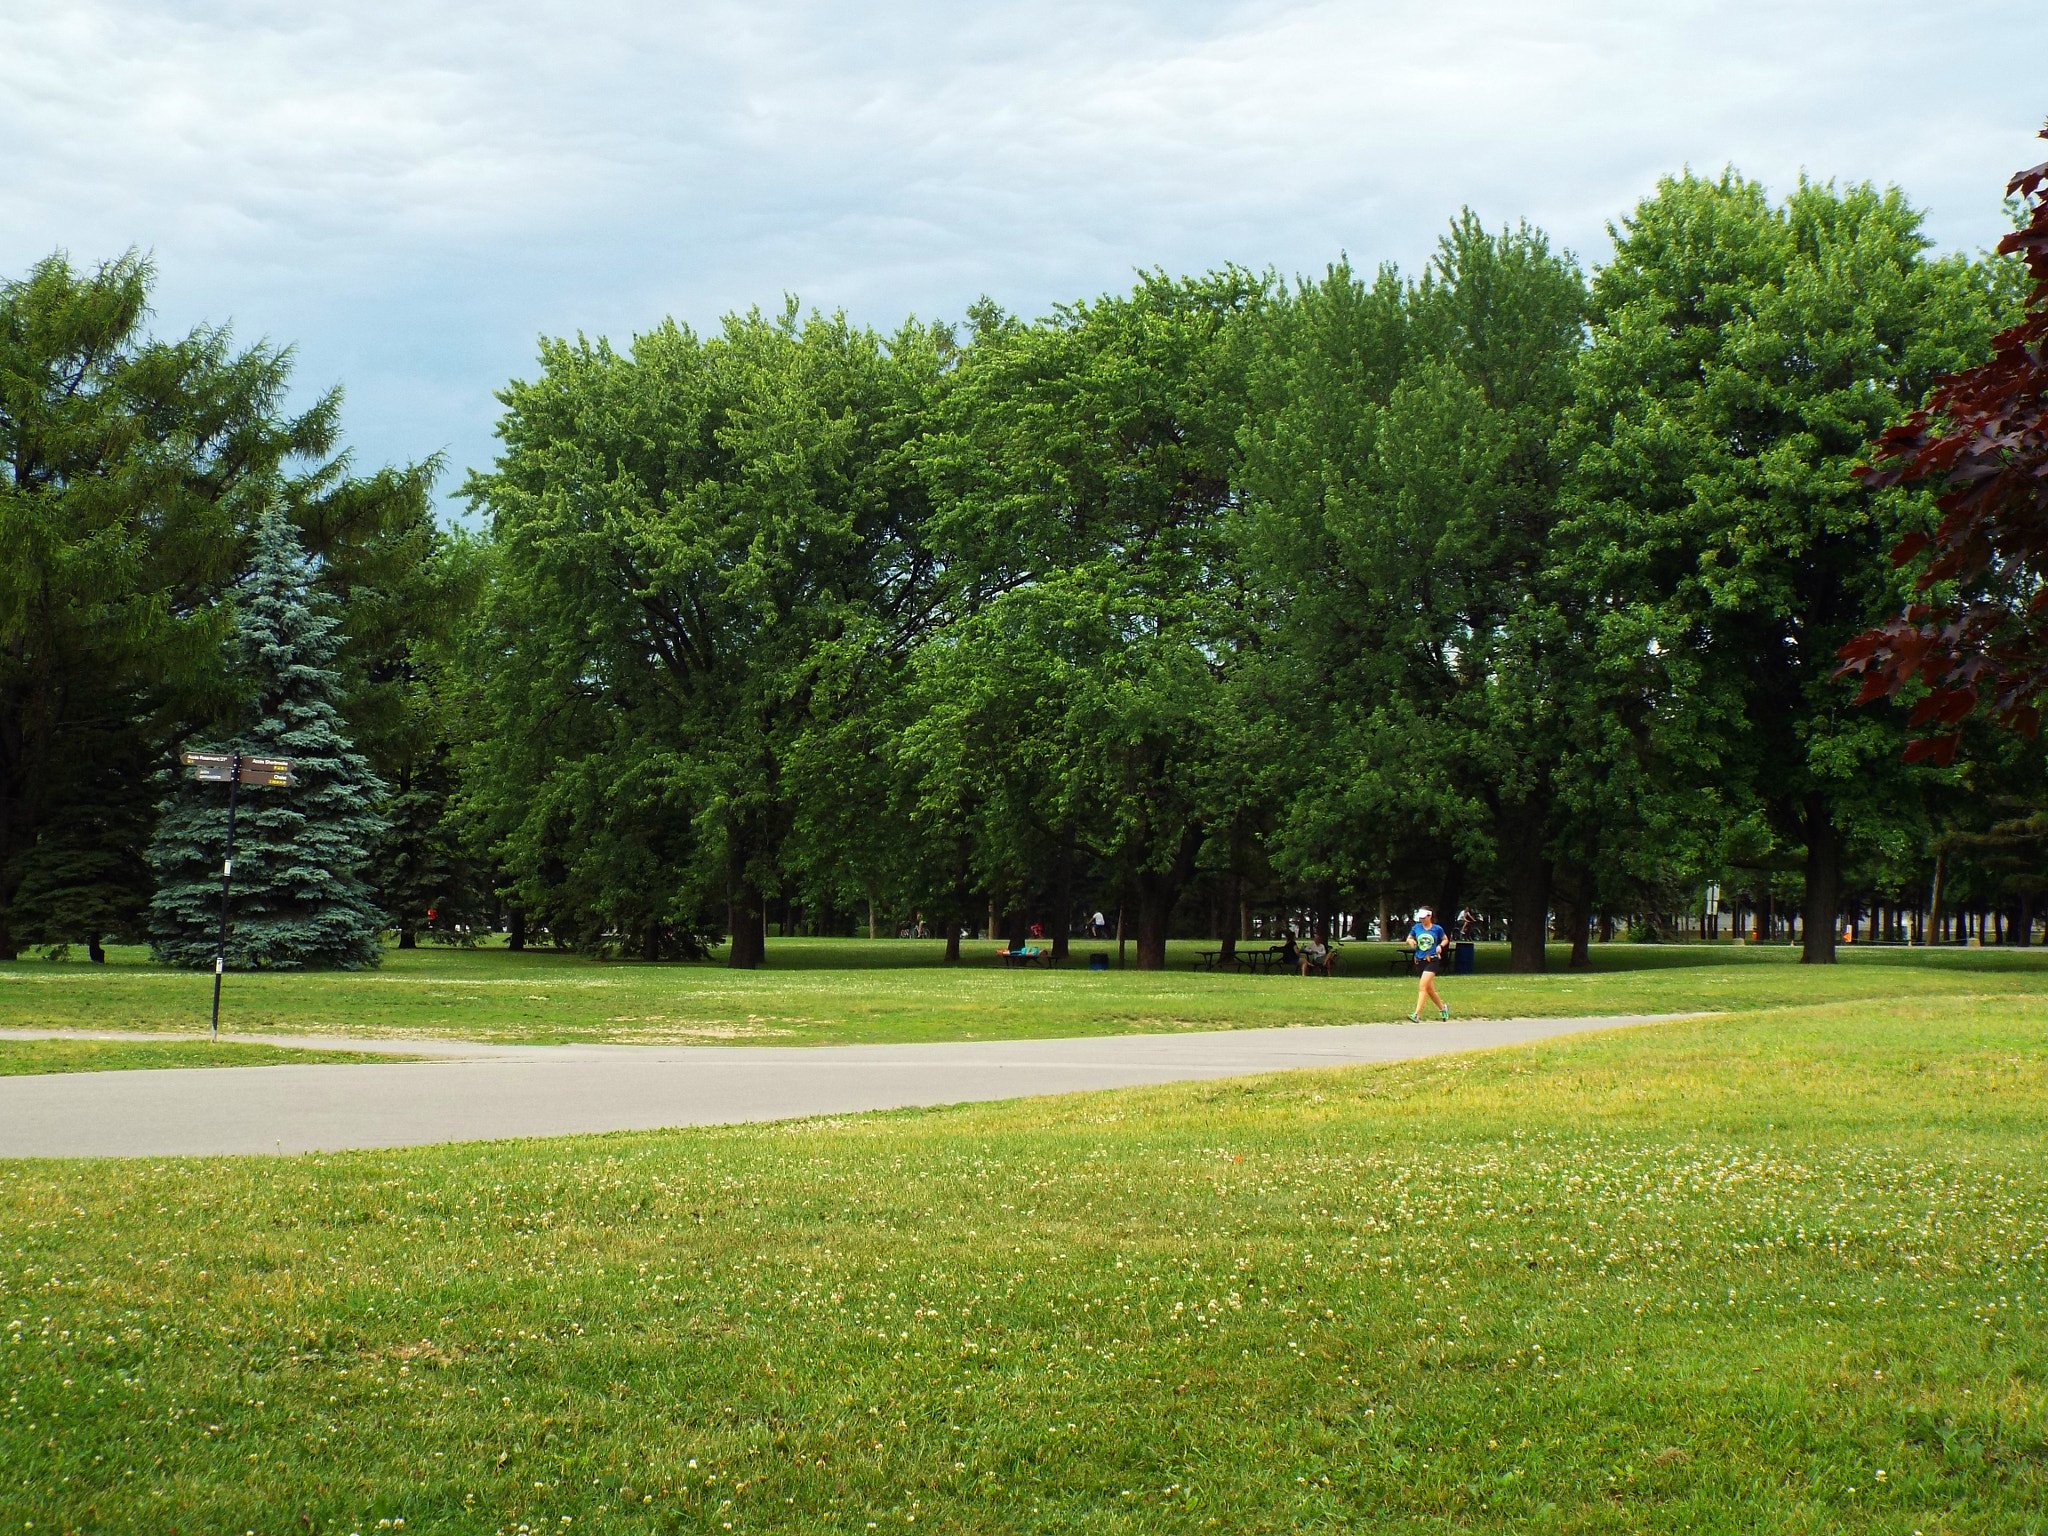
(180, 750, 294, 788)
(240, 756, 294, 788)
(180, 751, 237, 783)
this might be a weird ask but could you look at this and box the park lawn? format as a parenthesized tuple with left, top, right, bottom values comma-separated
(0, 1038, 416, 1076)
(1, 938, 2046, 1046)
(2, 1000, 2043, 1533)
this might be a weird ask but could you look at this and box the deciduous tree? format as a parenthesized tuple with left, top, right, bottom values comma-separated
(1841, 124, 2048, 757)
(1562, 173, 2009, 962)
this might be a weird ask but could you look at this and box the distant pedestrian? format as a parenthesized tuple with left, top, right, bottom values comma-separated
(1405, 906, 1450, 1021)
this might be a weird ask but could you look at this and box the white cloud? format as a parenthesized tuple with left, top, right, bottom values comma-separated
(3, 0, 2042, 498)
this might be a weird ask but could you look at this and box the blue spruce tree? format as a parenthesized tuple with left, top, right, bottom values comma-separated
(148, 514, 389, 968)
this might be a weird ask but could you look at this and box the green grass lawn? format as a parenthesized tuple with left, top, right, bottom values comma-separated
(0, 1038, 414, 1075)
(4, 937, 2047, 1046)
(4, 998, 2043, 1532)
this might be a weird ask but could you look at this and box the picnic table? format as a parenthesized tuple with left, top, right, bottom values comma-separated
(1196, 946, 1295, 975)
(1198, 945, 1342, 976)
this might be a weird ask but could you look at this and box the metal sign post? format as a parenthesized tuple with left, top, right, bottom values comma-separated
(180, 751, 295, 1035)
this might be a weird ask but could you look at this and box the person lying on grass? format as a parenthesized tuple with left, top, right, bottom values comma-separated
(1406, 906, 1449, 1021)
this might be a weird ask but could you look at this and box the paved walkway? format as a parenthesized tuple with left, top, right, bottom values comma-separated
(0, 1015, 1682, 1158)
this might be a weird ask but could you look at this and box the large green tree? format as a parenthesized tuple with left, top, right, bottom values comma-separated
(913, 273, 1264, 968)
(461, 305, 947, 965)
(1238, 216, 1591, 969)
(0, 250, 449, 957)
(1561, 172, 2015, 962)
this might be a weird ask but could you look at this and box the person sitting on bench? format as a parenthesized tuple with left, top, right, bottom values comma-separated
(1300, 934, 1332, 976)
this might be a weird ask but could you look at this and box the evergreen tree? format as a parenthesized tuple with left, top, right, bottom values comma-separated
(1, 250, 452, 958)
(148, 514, 389, 969)
(7, 706, 157, 962)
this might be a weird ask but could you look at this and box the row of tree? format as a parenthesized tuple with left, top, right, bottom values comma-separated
(5, 161, 2044, 971)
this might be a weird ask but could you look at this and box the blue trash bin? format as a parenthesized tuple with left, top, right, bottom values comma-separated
(1088, 953, 1110, 971)
(1454, 941, 1476, 975)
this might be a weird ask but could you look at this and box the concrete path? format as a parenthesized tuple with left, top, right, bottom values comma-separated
(0, 1015, 1682, 1158)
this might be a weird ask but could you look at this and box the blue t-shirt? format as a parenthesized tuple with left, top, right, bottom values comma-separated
(1409, 922, 1448, 967)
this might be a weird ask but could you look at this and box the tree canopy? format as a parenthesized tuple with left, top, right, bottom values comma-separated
(5, 146, 2038, 968)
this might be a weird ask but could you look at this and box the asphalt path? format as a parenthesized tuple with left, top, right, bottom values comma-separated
(0, 1015, 1683, 1158)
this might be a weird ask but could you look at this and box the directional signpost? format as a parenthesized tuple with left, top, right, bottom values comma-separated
(179, 750, 295, 1035)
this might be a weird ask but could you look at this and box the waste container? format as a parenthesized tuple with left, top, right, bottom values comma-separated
(1088, 953, 1110, 972)
(1454, 941, 1476, 975)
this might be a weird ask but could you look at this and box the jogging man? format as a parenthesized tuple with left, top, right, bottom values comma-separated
(1405, 906, 1450, 1022)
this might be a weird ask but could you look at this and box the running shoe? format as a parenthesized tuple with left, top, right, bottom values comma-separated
(1407, 1011, 1420, 1023)
(1439, 1006, 1450, 1020)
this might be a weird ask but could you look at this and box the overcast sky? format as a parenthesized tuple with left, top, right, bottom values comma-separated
(5, 0, 2043, 512)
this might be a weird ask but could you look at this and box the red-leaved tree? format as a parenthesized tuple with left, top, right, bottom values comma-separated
(1838, 123, 2048, 763)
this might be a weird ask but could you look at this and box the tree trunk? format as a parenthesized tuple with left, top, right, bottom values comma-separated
(1799, 792, 1839, 965)
(642, 925, 661, 962)
(1134, 871, 1174, 971)
(397, 927, 416, 951)
(1505, 831, 1551, 973)
(87, 937, 105, 964)
(727, 884, 766, 969)
(1132, 826, 1203, 971)
(1554, 862, 1592, 969)
(507, 909, 526, 952)
(1436, 863, 1466, 949)
(1051, 838, 1074, 961)
(1219, 863, 1241, 962)
(944, 869, 969, 963)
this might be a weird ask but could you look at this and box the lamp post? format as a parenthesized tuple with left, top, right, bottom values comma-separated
(179, 750, 294, 1035)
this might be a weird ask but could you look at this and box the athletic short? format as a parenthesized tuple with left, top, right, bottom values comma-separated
(1414, 957, 1442, 975)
